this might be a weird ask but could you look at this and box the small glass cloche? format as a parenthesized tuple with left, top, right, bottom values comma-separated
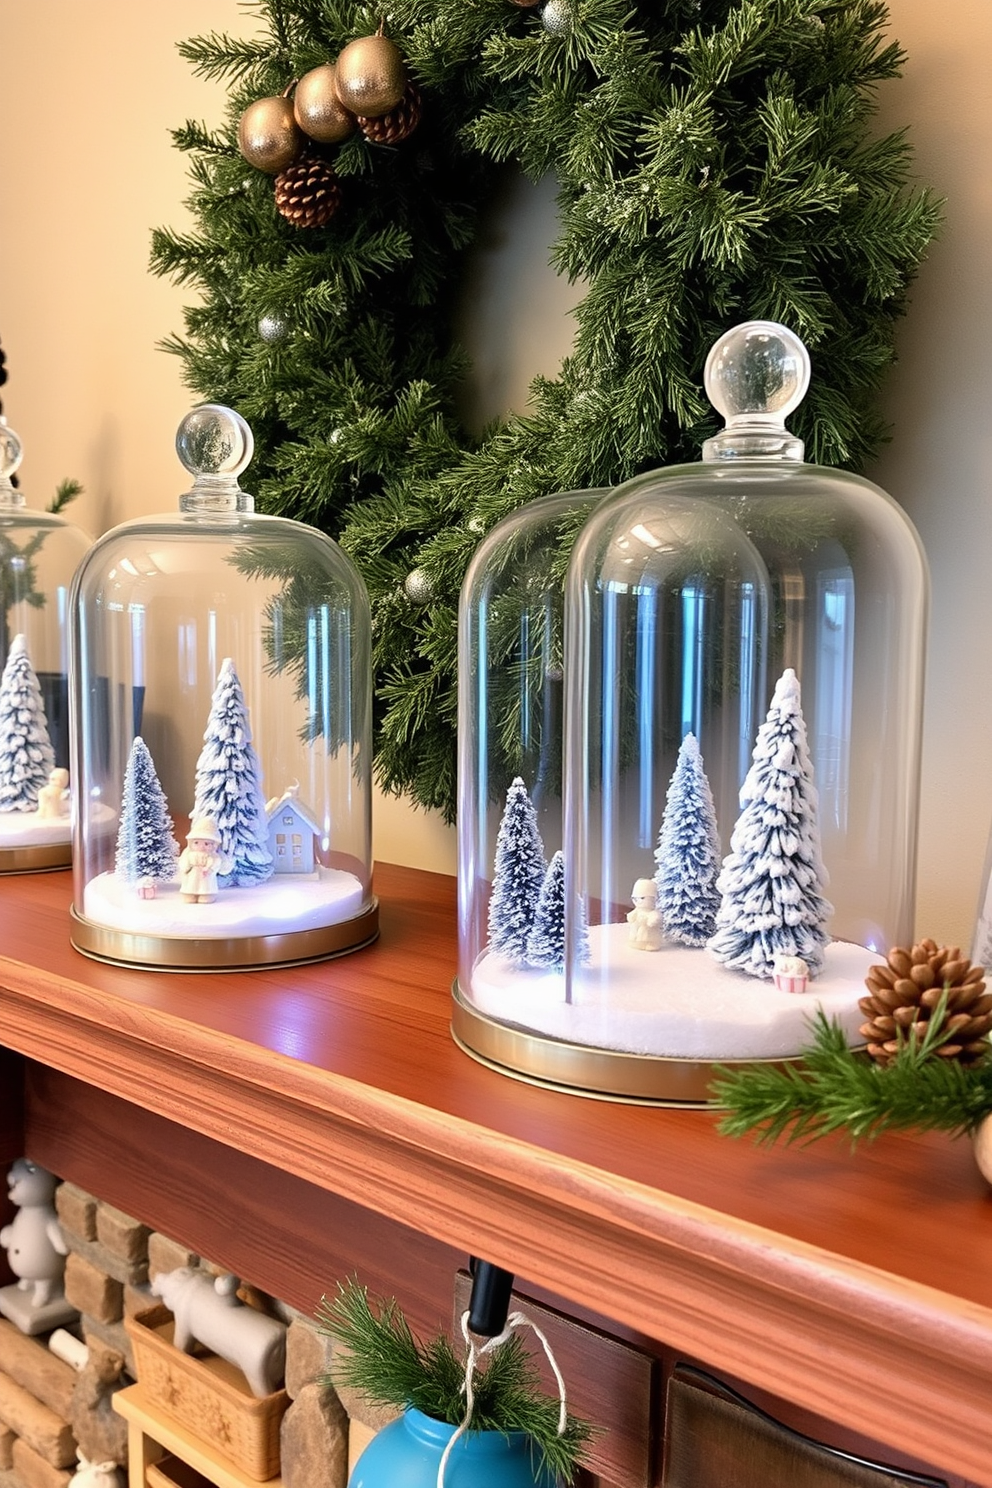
(453, 322, 928, 1102)
(0, 418, 91, 872)
(68, 404, 376, 969)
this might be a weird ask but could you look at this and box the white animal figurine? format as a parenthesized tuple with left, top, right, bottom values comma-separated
(37, 767, 71, 820)
(68, 1455, 125, 1488)
(627, 879, 664, 951)
(0, 1159, 68, 1305)
(151, 1268, 287, 1398)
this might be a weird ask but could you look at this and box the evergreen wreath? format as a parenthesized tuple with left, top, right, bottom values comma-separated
(153, 0, 940, 820)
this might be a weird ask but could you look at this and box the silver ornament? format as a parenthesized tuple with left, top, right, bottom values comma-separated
(540, 0, 574, 35)
(258, 312, 288, 344)
(404, 567, 434, 604)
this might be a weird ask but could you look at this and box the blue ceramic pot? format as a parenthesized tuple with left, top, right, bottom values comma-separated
(350, 1407, 558, 1488)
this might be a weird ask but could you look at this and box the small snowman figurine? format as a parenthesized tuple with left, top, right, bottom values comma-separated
(627, 878, 664, 951)
(0, 1159, 76, 1333)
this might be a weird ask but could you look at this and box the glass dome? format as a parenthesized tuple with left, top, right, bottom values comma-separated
(0, 418, 91, 872)
(453, 323, 929, 1101)
(68, 404, 376, 969)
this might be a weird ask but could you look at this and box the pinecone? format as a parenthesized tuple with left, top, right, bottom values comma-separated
(859, 939, 992, 1066)
(274, 149, 341, 229)
(358, 82, 422, 145)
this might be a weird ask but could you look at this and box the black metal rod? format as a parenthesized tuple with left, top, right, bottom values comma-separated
(467, 1256, 514, 1337)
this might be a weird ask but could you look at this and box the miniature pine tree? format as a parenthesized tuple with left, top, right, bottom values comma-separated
(488, 777, 546, 966)
(526, 851, 566, 970)
(708, 669, 832, 979)
(192, 658, 273, 888)
(115, 737, 180, 886)
(654, 734, 722, 948)
(0, 634, 54, 812)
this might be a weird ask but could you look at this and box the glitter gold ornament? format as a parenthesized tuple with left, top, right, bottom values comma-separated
(274, 149, 342, 230)
(403, 568, 434, 604)
(237, 91, 303, 174)
(334, 31, 407, 119)
(294, 63, 358, 144)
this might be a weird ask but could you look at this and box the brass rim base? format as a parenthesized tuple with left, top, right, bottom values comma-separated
(0, 843, 72, 875)
(69, 899, 379, 971)
(451, 981, 801, 1106)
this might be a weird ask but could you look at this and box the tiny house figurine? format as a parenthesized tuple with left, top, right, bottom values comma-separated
(0, 419, 90, 871)
(453, 322, 929, 1101)
(0, 1159, 78, 1334)
(68, 404, 377, 968)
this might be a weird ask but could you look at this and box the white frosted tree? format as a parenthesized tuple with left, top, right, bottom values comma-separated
(488, 776, 546, 966)
(115, 737, 180, 886)
(0, 634, 54, 812)
(654, 733, 722, 947)
(526, 851, 566, 970)
(192, 658, 273, 888)
(708, 669, 833, 979)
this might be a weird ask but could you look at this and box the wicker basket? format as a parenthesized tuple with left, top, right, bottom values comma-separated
(126, 1306, 288, 1481)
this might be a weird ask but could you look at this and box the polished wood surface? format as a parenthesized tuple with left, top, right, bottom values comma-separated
(0, 866, 990, 1484)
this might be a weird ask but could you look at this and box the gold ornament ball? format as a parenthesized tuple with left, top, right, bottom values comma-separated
(334, 34, 407, 118)
(238, 95, 303, 173)
(294, 64, 357, 144)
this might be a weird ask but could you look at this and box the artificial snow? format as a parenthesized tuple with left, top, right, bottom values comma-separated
(469, 922, 875, 1059)
(0, 811, 70, 847)
(83, 865, 365, 938)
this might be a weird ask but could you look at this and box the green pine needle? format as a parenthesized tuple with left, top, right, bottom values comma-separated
(316, 1279, 593, 1483)
(713, 995, 992, 1146)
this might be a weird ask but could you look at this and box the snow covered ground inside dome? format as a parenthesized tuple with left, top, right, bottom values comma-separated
(0, 811, 71, 847)
(83, 866, 365, 938)
(470, 924, 875, 1059)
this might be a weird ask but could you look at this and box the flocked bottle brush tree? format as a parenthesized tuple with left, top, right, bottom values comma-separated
(453, 323, 929, 1103)
(68, 403, 377, 970)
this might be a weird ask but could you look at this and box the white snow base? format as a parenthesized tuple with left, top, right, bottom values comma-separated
(0, 811, 70, 848)
(83, 866, 364, 939)
(470, 923, 875, 1059)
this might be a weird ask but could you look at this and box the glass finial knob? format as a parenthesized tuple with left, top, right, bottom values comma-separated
(702, 322, 810, 461)
(0, 418, 24, 481)
(176, 404, 254, 479)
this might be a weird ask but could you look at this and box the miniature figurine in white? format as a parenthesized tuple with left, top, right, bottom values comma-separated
(68, 1456, 124, 1488)
(36, 767, 70, 820)
(150, 1267, 287, 1398)
(627, 878, 664, 951)
(0, 1159, 68, 1306)
(177, 817, 232, 904)
(773, 954, 810, 994)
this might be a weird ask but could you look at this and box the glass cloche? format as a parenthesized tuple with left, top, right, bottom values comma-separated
(68, 404, 376, 969)
(453, 323, 929, 1101)
(0, 418, 91, 872)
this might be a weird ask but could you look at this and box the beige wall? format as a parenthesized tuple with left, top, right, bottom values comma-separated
(1, 0, 989, 942)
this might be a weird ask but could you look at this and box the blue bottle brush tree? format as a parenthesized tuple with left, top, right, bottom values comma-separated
(114, 736, 180, 890)
(654, 733, 722, 948)
(192, 658, 273, 888)
(708, 669, 832, 979)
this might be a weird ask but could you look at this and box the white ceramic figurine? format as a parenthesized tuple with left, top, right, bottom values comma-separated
(0, 1159, 78, 1335)
(627, 879, 664, 951)
(150, 1267, 287, 1397)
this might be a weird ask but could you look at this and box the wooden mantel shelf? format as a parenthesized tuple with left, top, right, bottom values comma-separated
(0, 864, 990, 1485)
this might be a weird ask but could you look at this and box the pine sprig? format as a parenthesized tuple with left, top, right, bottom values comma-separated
(713, 997, 992, 1146)
(317, 1280, 593, 1482)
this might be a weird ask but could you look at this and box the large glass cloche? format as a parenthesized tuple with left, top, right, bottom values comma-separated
(69, 404, 376, 969)
(453, 323, 929, 1101)
(0, 418, 91, 872)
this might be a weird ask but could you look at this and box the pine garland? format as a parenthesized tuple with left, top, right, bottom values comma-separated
(154, 0, 940, 819)
(316, 1279, 592, 1483)
(712, 995, 992, 1145)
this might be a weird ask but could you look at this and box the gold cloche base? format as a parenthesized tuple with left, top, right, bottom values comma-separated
(70, 898, 379, 971)
(451, 980, 800, 1106)
(0, 842, 72, 875)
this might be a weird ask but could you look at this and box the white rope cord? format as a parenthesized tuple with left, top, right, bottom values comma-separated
(436, 1308, 567, 1488)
